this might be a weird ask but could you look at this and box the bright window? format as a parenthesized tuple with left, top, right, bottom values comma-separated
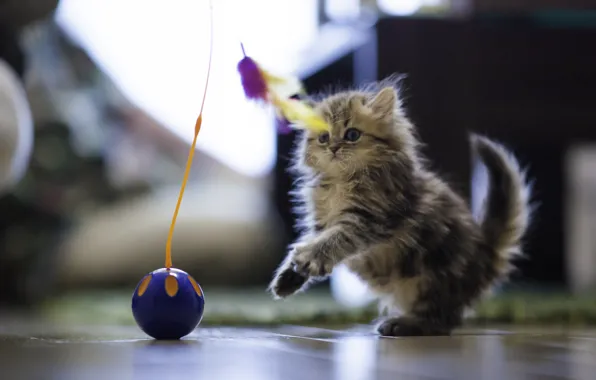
(55, 0, 318, 177)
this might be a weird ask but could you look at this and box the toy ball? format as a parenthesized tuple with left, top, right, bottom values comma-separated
(132, 268, 205, 340)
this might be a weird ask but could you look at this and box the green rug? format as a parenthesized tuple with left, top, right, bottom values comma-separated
(41, 288, 596, 327)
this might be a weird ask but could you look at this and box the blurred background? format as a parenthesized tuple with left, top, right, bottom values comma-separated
(0, 0, 595, 325)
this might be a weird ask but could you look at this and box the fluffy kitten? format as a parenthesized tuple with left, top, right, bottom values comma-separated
(268, 79, 532, 337)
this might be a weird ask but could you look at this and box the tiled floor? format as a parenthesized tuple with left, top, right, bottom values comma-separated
(1, 322, 595, 380)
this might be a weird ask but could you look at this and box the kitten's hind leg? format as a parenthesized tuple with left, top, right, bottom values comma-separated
(376, 315, 454, 337)
(376, 282, 464, 337)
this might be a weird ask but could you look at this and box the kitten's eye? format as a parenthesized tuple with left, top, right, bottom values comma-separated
(344, 128, 361, 142)
(318, 132, 330, 144)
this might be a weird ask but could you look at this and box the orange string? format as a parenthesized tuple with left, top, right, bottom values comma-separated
(165, 1, 213, 269)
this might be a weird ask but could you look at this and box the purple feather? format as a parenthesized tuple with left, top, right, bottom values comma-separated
(276, 117, 293, 135)
(237, 56, 267, 100)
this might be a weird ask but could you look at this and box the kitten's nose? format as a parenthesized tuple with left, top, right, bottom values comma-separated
(330, 146, 340, 154)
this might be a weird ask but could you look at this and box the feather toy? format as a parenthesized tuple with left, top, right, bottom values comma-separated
(237, 44, 329, 134)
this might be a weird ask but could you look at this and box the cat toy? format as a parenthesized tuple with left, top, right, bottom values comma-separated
(131, 2, 214, 340)
(237, 44, 329, 134)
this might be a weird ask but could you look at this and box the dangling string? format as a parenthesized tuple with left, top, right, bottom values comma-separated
(165, 0, 214, 269)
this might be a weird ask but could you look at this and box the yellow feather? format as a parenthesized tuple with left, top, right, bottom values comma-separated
(272, 96, 329, 133)
(251, 61, 328, 133)
(260, 68, 305, 98)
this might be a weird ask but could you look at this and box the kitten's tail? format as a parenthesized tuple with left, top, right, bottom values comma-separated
(470, 134, 533, 278)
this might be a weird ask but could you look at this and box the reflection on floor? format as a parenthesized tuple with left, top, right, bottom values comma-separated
(1, 323, 596, 380)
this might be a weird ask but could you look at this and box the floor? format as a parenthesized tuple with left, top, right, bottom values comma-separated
(1, 322, 595, 380)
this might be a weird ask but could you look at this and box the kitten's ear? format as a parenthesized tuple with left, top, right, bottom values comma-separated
(369, 87, 397, 120)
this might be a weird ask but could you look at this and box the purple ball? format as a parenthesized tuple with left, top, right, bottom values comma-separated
(132, 268, 205, 340)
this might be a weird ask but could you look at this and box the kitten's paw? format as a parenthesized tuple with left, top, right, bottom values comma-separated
(291, 244, 333, 278)
(376, 317, 450, 337)
(269, 267, 308, 299)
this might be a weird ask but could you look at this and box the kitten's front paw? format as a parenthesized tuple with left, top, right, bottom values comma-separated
(291, 244, 333, 278)
(269, 267, 308, 299)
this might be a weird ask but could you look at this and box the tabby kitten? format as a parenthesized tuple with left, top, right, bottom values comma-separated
(268, 80, 532, 337)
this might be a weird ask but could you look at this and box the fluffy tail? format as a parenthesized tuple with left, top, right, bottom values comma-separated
(470, 134, 533, 277)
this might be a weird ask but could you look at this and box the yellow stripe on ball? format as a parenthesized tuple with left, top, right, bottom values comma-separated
(165, 275, 179, 297)
(189, 276, 202, 296)
(137, 274, 152, 296)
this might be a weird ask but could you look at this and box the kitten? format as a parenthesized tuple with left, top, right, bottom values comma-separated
(268, 79, 532, 337)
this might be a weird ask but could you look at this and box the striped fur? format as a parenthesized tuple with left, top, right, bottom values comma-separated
(268, 81, 532, 336)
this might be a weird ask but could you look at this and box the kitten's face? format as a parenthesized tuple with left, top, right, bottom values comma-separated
(300, 87, 410, 177)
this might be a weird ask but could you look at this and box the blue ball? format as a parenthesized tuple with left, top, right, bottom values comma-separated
(131, 268, 205, 340)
